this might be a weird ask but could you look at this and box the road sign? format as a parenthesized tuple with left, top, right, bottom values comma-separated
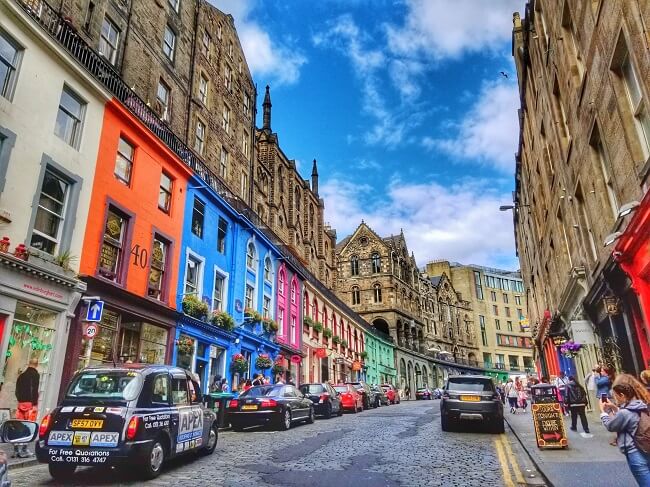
(83, 323, 98, 339)
(86, 300, 104, 322)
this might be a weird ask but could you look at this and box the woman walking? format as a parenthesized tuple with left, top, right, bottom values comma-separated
(505, 378, 518, 414)
(600, 374, 650, 486)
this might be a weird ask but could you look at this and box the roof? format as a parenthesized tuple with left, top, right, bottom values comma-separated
(429, 276, 442, 286)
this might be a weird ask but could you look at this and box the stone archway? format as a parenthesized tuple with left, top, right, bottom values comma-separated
(399, 358, 407, 391)
(372, 318, 390, 336)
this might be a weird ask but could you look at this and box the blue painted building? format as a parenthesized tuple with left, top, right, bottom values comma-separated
(175, 174, 279, 391)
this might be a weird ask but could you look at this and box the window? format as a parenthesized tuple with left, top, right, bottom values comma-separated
(552, 77, 570, 146)
(493, 305, 498, 316)
(240, 170, 248, 198)
(198, 75, 208, 105)
(495, 319, 501, 331)
(212, 272, 225, 311)
(291, 281, 297, 303)
(219, 147, 228, 177)
(30, 169, 70, 254)
(278, 271, 285, 295)
(590, 126, 618, 220)
(171, 377, 188, 405)
(517, 308, 524, 319)
(503, 294, 508, 304)
(158, 172, 172, 213)
(263, 295, 271, 319)
(191, 197, 204, 238)
(163, 25, 176, 61)
(217, 217, 228, 253)
(0, 27, 22, 101)
(224, 64, 232, 91)
(350, 256, 359, 276)
(99, 16, 119, 64)
(243, 93, 251, 118)
(246, 242, 256, 269)
(371, 253, 381, 274)
(55, 86, 85, 147)
(168, 0, 179, 12)
(290, 316, 296, 343)
(473, 271, 483, 300)
(148, 236, 168, 299)
(245, 285, 254, 309)
(479, 316, 487, 347)
(114, 137, 134, 185)
(619, 48, 650, 159)
(490, 291, 496, 301)
(515, 295, 521, 306)
(242, 131, 250, 158)
(184, 255, 202, 296)
(98, 208, 128, 281)
(151, 374, 170, 404)
(201, 31, 210, 57)
(222, 105, 230, 134)
(505, 307, 511, 317)
(575, 184, 597, 262)
(156, 80, 170, 121)
(228, 42, 233, 58)
(352, 286, 360, 305)
(373, 284, 382, 303)
(194, 120, 205, 155)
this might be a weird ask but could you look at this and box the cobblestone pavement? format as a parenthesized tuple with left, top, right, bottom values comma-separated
(11, 400, 532, 487)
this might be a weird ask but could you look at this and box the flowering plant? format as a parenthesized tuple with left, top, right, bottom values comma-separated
(255, 354, 273, 370)
(176, 335, 195, 355)
(231, 353, 249, 373)
(210, 311, 235, 331)
(560, 340, 582, 358)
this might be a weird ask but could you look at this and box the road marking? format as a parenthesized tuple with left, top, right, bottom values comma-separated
(494, 437, 515, 487)
(500, 435, 526, 485)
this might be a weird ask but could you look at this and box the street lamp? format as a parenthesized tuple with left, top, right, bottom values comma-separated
(617, 201, 640, 219)
(603, 231, 623, 247)
(499, 204, 530, 212)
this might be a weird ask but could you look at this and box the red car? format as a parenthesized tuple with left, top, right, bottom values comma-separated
(333, 384, 363, 413)
(381, 384, 400, 404)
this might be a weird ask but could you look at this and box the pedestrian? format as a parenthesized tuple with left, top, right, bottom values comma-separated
(220, 378, 229, 393)
(596, 367, 613, 401)
(405, 385, 410, 400)
(14, 357, 39, 458)
(584, 365, 600, 412)
(287, 375, 296, 386)
(505, 378, 518, 414)
(275, 375, 284, 385)
(211, 375, 222, 393)
(554, 371, 570, 416)
(600, 374, 650, 486)
(263, 376, 270, 385)
(243, 379, 252, 392)
(565, 375, 590, 435)
(252, 374, 263, 386)
(639, 370, 650, 395)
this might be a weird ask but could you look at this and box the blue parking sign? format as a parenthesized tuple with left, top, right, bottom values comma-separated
(86, 300, 104, 322)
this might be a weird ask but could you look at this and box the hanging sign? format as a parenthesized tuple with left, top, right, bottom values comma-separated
(235, 299, 243, 313)
(315, 348, 328, 359)
(83, 323, 98, 340)
(352, 361, 362, 371)
(551, 335, 567, 346)
(531, 402, 568, 449)
(604, 296, 620, 315)
(290, 355, 302, 364)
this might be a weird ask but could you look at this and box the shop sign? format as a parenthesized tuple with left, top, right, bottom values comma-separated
(290, 355, 302, 364)
(352, 361, 361, 371)
(604, 296, 620, 316)
(234, 300, 243, 313)
(551, 335, 567, 346)
(570, 320, 596, 345)
(531, 402, 568, 449)
(334, 357, 345, 365)
(315, 348, 328, 359)
(83, 323, 98, 339)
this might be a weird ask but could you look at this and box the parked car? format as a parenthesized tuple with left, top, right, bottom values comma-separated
(416, 387, 432, 400)
(299, 383, 343, 418)
(333, 384, 363, 413)
(381, 384, 400, 404)
(0, 420, 38, 486)
(440, 375, 504, 433)
(371, 385, 389, 406)
(35, 364, 218, 481)
(228, 384, 314, 431)
(346, 381, 377, 409)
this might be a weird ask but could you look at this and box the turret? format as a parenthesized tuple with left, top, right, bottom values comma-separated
(262, 85, 272, 132)
(311, 159, 319, 196)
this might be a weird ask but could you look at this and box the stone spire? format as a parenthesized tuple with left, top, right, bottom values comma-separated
(311, 159, 319, 196)
(262, 85, 272, 131)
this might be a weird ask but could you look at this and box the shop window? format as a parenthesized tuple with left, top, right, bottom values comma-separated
(172, 377, 189, 405)
(114, 137, 134, 185)
(30, 169, 71, 255)
(158, 172, 172, 213)
(78, 308, 118, 368)
(217, 217, 228, 253)
(191, 197, 204, 238)
(151, 374, 170, 404)
(118, 322, 168, 363)
(98, 207, 129, 282)
(148, 235, 168, 300)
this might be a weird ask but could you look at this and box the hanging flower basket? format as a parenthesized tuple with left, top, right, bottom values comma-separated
(323, 328, 333, 338)
(182, 295, 209, 320)
(360, 351, 368, 360)
(231, 353, 249, 374)
(303, 316, 314, 328)
(256, 354, 273, 370)
(244, 308, 263, 323)
(13, 244, 29, 261)
(560, 340, 582, 358)
(262, 318, 278, 334)
(340, 340, 348, 349)
(332, 335, 341, 345)
(210, 311, 235, 331)
(176, 335, 195, 355)
(312, 322, 323, 333)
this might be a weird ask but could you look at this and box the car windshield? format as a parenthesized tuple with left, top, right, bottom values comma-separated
(333, 386, 348, 393)
(300, 384, 325, 394)
(239, 385, 283, 397)
(66, 370, 143, 402)
(447, 378, 493, 392)
(381, 386, 390, 390)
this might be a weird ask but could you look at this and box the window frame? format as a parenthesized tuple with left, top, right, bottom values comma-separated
(211, 266, 228, 312)
(54, 85, 86, 148)
(158, 172, 173, 213)
(147, 233, 170, 300)
(194, 119, 206, 155)
(191, 197, 205, 238)
(97, 204, 131, 283)
(183, 250, 204, 297)
(114, 136, 135, 185)
(0, 27, 23, 101)
(217, 217, 228, 254)
(99, 15, 120, 65)
(162, 24, 176, 61)
(198, 74, 208, 105)
(156, 79, 171, 122)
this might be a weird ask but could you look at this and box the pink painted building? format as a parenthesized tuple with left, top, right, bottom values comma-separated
(274, 262, 303, 383)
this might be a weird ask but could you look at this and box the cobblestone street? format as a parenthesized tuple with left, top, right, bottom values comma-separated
(12, 401, 535, 487)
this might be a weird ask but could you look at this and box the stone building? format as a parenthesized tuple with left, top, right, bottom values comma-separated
(425, 261, 534, 374)
(511, 1, 650, 381)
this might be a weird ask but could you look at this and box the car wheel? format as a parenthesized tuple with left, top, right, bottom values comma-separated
(441, 415, 453, 432)
(324, 402, 333, 419)
(200, 424, 218, 455)
(375, 398, 380, 408)
(491, 419, 505, 434)
(278, 408, 292, 431)
(338, 404, 344, 416)
(307, 406, 315, 424)
(48, 464, 76, 481)
(141, 439, 165, 479)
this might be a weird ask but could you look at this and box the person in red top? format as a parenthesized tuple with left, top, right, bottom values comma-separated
(242, 379, 253, 392)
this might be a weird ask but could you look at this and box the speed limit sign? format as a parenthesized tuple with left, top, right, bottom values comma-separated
(83, 323, 98, 339)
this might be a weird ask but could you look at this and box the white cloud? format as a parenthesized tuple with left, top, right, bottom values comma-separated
(322, 177, 518, 269)
(209, 0, 306, 85)
(387, 0, 526, 60)
(426, 81, 520, 173)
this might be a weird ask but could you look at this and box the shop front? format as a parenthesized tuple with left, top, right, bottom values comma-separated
(0, 252, 86, 418)
(276, 342, 304, 385)
(230, 327, 279, 390)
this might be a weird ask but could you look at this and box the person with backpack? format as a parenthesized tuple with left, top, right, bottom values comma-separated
(565, 375, 590, 434)
(600, 374, 650, 486)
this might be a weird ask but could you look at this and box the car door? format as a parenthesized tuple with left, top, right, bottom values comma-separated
(140, 372, 173, 448)
(171, 373, 202, 456)
(188, 375, 213, 449)
(284, 386, 306, 418)
(327, 384, 341, 411)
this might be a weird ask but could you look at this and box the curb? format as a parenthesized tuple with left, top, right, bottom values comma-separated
(7, 458, 38, 470)
(504, 416, 554, 487)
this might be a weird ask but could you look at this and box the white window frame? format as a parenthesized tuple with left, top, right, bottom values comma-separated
(0, 27, 23, 101)
(264, 256, 272, 282)
(211, 266, 229, 312)
(183, 249, 204, 297)
(199, 75, 208, 105)
(245, 283, 255, 310)
(30, 169, 70, 254)
(163, 25, 176, 61)
(194, 120, 205, 155)
(168, 0, 180, 12)
(222, 105, 230, 134)
(220, 147, 228, 177)
(246, 241, 256, 270)
(99, 15, 120, 65)
(156, 80, 170, 122)
(55, 85, 86, 148)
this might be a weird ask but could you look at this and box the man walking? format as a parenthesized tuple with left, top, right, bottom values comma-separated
(554, 371, 569, 416)
(14, 357, 39, 458)
(584, 365, 599, 412)
(565, 375, 591, 436)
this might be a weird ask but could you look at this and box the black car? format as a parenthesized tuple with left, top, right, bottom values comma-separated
(416, 387, 432, 400)
(228, 384, 314, 431)
(346, 381, 377, 409)
(35, 364, 218, 481)
(299, 383, 343, 418)
(371, 385, 389, 406)
(440, 375, 504, 433)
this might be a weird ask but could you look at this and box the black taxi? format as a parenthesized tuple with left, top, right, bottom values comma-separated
(35, 364, 218, 481)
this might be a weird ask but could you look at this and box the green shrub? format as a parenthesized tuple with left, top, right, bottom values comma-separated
(182, 295, 209, 319)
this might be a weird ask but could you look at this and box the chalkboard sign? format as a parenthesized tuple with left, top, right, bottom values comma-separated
(532, 402, 568, 449)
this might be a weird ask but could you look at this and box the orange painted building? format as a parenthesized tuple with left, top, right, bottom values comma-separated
(61, 98, 192, 392)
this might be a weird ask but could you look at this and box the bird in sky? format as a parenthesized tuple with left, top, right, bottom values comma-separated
(500, 71, 509, 78)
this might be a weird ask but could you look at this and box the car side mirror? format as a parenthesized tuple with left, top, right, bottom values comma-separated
(0, 420, 38, 443)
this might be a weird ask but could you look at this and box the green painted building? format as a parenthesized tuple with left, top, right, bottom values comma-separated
(363, 327, 397, 386)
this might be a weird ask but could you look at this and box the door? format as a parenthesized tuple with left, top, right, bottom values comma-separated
(284, 386, 308, 418)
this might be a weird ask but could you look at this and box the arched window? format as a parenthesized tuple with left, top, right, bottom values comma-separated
(290, 279, 297, 303)
(304, 292, 309, 316)
(373, 284, 382, 303)
(312, 298, 318, 321)
(278, 270, 285, 295)
(371, 253, 381, 273)
(264, 256, 272, 281)
(350, 255, 359, 276)
(352, 286, 360, 305)
(246, 241, 256, 269)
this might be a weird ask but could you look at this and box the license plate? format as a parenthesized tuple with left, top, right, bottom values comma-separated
(71, 419, 104, 429)
(460, 395, 480, 402)
(241, 405, 258, 411)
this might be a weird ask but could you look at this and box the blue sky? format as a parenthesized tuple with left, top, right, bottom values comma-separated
(212, 0, 526, 270)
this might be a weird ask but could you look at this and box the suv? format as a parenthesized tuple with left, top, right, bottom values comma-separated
(346, 381, 376, 409)
(440, 375, 504, 433)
